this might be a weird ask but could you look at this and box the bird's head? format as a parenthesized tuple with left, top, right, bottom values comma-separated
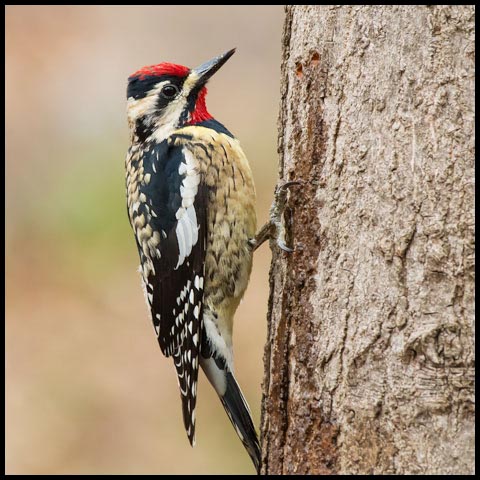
(126, 48, 235, 141)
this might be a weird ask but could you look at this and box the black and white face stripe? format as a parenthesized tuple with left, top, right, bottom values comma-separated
(126, 79, 185, 143)
(126, 71, 205, 143)
(127, 74, 187, 100)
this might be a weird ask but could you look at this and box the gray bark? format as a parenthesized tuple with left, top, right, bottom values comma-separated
(261, 5, 475, 475)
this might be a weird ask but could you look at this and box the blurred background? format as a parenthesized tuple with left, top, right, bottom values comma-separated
(5, 6, 284, 475)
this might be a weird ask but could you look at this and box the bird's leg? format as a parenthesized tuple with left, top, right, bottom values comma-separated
(249, 181, 302, 253)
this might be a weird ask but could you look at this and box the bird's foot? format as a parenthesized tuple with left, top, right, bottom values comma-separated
(250, 180, 303, 252)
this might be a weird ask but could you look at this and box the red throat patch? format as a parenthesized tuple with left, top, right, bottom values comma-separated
(188, 87, 213, 125)
(130, 62, 190, 80)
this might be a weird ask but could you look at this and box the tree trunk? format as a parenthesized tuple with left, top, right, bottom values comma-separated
(261, 5, 474, 475)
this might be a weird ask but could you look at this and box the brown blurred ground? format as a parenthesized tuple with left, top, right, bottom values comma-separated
(5, 5, 283, 474)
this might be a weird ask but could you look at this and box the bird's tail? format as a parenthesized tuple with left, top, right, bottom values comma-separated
(201, 355, 260, 473)
(221, 370, 261, 473)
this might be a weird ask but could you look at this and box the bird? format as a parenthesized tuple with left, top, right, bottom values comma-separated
(125, 49, 263, 472)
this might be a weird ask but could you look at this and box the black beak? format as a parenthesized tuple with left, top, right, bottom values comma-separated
(192, 48, 236, 86)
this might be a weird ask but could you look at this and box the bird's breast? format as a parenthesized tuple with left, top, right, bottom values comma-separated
(175, 128, 257, 317)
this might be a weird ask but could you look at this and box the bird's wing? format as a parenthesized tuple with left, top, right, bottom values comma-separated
(133, 138, 207, 446)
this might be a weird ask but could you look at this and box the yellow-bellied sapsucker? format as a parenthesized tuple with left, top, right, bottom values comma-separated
(125, 49, 261, 471)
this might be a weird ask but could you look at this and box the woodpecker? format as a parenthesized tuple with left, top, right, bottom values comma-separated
(125, 49, 261, 471)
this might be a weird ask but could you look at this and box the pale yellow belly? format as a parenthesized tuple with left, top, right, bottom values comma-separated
(172, 127, 257, 332)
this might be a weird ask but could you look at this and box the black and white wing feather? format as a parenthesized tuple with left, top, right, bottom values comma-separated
(130, 139, 207, 446)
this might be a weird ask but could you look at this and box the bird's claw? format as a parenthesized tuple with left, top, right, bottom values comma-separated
(276, 239, 294, 253)
(252, 179, 303, 252)
(277, 180, 303, 193)
(271, 180, 303, 253)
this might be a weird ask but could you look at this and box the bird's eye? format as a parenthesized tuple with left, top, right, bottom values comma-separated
(161, 84, 179, 98)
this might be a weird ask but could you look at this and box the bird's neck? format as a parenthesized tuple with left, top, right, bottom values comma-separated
(187, 88, 213, 125)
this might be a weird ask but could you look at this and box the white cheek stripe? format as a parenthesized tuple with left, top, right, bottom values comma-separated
(183, 72, 200, 95)
(126, 81, 169, 125)
(126, 79, 189, 144)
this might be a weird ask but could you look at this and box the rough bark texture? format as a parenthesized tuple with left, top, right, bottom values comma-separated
(261, 5, 474, 475)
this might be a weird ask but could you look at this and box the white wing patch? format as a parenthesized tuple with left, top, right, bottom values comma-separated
(175, 148, 200, 269)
